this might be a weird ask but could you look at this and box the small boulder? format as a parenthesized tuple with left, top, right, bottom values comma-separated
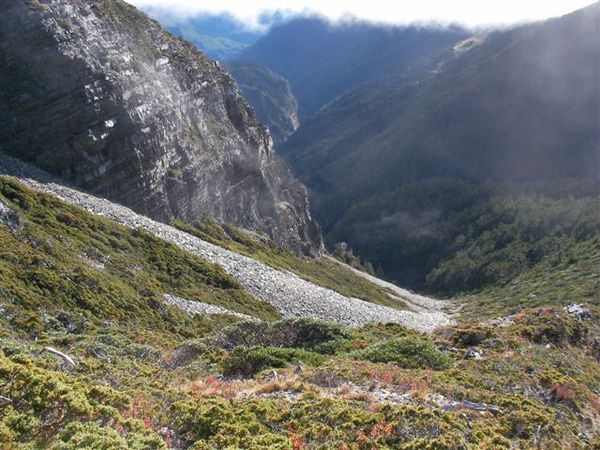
(564, 303, 592, 321)
(264, 370, 279, 381)
(0, 200, 23, 233)
(167, 339, 208, 369)
(57, 311, 87, 334)
(306, 370, 345, 388)
(463, 348, 484, 360)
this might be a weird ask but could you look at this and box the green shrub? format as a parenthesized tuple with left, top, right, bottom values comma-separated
(355, 336, 451, 369)
(50, 422, 129, 450)
(50, 420, 166, 450)
(515, 308, 589, 346)
(447, 326, 495, 348)
(170, 398, 288, 449)
(212, 318, 350, 354)
(223, 346, 324, 377)
(0, 353, 163, 447)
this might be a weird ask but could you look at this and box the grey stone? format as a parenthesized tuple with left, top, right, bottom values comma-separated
(565, 303, 593, 321)
(163, 293, 252, 320)
(0, 200, 24, 233)
(463, 348, 484, 360)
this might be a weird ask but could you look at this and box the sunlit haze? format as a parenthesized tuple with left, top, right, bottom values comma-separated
(128, 0, 595, 29)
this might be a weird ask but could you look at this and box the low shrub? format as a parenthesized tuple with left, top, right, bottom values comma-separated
(168, 339, 225, 369)
(448, 326, 495, 348)
(170, 398, 288, 449)
(212, 318, 350, 354)
(51, 422, 130, 449)
(515, 308, 589, 346)
(223, 346, 324, 377)
(355, 336, 452, 370)
(0, 353, 165, 447)
(51, 420, 166, 450)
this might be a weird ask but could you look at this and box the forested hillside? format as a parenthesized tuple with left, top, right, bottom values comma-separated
(275, 3, 600, 293)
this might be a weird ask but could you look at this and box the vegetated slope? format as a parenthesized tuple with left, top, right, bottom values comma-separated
(0, 153, 597, 450)
(278, 3, 600, 291)
(0, 177, 277, 337)
(331, 181, 600, 299)
(2, 252, 599, 448)
(169, 32, 247, 61)
(457, 225, 600, 318)
(0, 0, 321, 255)
(0, 153, 452, 330)
(236, 17, 467, 117)
(226, 62, 300, 146)
(172, 219, 405, 310)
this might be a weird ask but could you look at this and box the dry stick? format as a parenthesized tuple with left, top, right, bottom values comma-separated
(43, 347, 77, 368)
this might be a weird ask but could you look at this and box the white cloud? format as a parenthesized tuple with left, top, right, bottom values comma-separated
(127, 0, 595, 29)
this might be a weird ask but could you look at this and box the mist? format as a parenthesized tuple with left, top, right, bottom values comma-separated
(128, 0, 596, 31)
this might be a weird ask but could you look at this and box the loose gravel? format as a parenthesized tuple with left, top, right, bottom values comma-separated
(163, 294, 253, 320)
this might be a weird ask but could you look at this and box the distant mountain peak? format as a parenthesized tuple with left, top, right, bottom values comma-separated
(235, 17, 468, 117)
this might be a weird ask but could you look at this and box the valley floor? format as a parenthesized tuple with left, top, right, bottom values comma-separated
(325, 256, 451, 314)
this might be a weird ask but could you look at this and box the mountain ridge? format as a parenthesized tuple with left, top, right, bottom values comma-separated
(226, 61, 300, 146)
(236, 17, 468, 118)
(0, 0, 322, 255)
(142, 11, 263, 60)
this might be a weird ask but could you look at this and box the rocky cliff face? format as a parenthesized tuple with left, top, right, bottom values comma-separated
(0, 0, 323, 255)
(227, 62, 300, 147)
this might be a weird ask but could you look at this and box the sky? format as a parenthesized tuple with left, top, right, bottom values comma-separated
(127, 0, 595, 30)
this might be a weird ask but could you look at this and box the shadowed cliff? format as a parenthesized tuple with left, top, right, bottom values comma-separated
(0, 0, 323, 255)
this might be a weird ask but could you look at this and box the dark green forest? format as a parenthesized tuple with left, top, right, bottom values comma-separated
(330, 179, 600, 299)
(269, 4, 600, 296)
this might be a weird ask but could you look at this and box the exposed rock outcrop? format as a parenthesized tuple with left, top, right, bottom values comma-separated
(227, 62, 300, 146)
(0, 0, 322, 254)
(0, 200, 24, 233)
